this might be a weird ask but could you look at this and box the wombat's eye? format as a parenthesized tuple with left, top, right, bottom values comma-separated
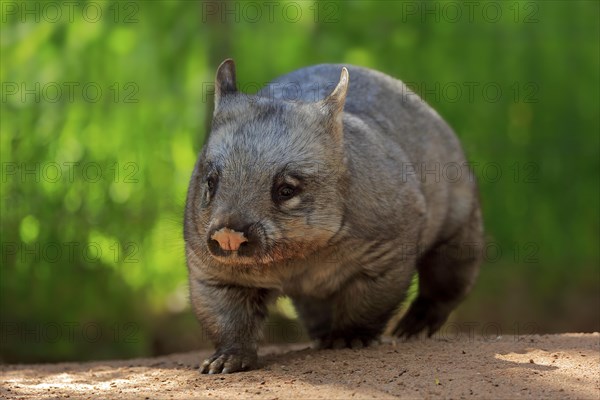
(275, 184, 297, 202)
(206, 174, 218, 194)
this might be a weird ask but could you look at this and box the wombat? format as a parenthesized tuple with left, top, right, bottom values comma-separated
(184, 59, 484, 374)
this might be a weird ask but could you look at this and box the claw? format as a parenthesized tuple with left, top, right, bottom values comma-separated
(317, 334, 378, 350)
(199, 350, 257, 374)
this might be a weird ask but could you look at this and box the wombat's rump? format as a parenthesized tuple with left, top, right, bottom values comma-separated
(184, 60, 484, 374)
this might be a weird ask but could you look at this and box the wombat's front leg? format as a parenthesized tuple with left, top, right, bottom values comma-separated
(189, 279, 273, 373)
(302, 261, 414, 349)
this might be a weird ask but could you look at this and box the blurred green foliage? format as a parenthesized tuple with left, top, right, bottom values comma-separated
(1, 0, 598, 362)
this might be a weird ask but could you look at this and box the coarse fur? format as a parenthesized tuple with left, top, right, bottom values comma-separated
(184, 60, 484, 374)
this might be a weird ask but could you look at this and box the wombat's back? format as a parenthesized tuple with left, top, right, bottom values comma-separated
(260, 64, 455, 164)
(260, 64, 478, 250)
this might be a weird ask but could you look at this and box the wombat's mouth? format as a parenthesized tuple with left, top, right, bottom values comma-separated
(207, 246, 265, 266)
(207, 241, 294, 266)
(209, 253, 269, 266)
(207, 238, 325, 266)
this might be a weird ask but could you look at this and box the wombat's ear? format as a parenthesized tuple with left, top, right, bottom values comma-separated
(322, 67, 349, 118)
(214, 59, 237, 110)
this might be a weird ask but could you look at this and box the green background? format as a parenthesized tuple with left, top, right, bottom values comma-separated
(1, 0, 598, 362)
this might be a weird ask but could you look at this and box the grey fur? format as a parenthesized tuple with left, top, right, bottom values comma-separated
(184, 59, 484, 374)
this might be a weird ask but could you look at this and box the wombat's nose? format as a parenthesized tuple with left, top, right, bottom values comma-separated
(210, 227, 248, 251)
(207, 220, 260, 258)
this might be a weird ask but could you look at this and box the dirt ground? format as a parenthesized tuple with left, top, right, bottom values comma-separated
(1, 333, 598, 399)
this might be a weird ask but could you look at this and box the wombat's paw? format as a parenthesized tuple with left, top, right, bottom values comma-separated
(317, 335, 380, 350)
(393, 296, 451, 339)
(199, 350, 258, 374)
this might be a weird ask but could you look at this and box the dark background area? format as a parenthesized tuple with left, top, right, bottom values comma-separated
(1, 0, 598, 363)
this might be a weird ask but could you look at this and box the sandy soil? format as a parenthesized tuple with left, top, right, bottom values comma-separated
(1, 333, 598, 399)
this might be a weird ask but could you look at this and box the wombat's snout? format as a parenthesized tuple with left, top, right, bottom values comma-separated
(207, 221, 260, 259)
(211, 228, 247, 251)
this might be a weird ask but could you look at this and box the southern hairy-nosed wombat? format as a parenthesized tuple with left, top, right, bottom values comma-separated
(184, 59, 484, 374)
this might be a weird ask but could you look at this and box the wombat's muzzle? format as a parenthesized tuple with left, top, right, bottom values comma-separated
(206, 220, 262, 259)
